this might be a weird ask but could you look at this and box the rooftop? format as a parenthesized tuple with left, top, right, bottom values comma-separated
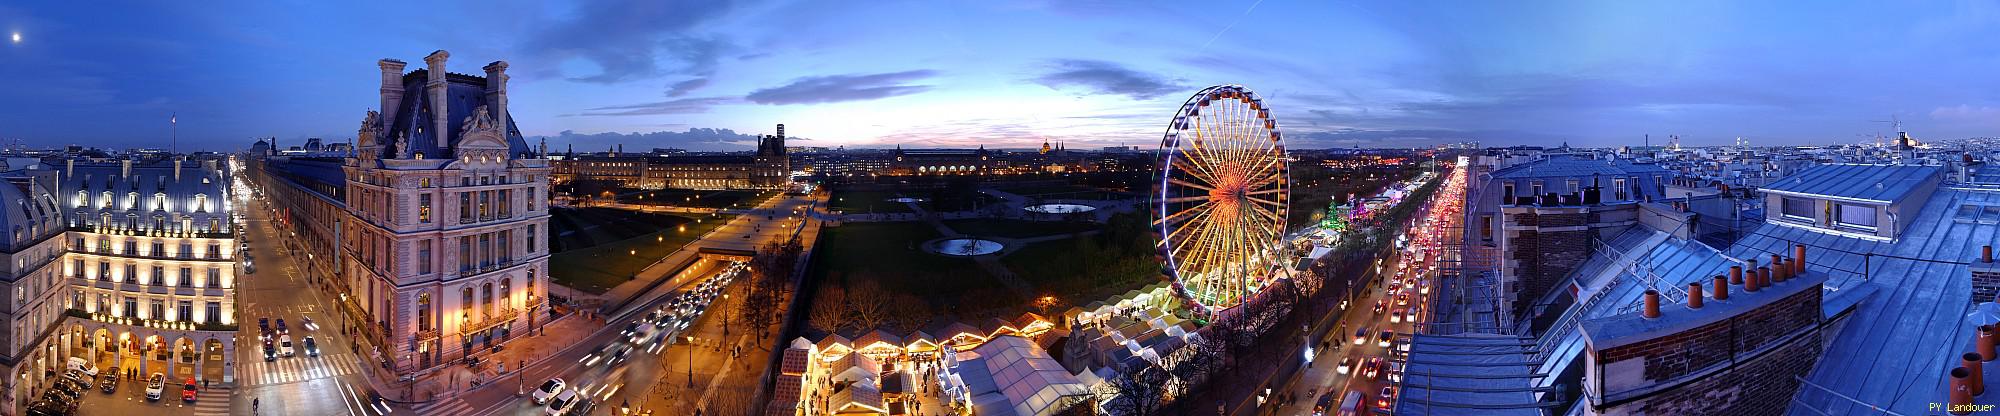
(1489, 154, 1668, 179)
(1759, 164, 1942, 204)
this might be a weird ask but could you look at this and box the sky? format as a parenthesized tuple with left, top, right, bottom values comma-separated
(3, 1, 2000, 152)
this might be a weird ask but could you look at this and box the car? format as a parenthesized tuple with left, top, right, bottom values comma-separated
(628, 324, 654, 343)
(1363, 357, 1383, 379)
(1389, 310, 1404, 324)
(258, 317, 271, 336)
(145, 373, 165, 401)
(303, 336, 320, 357)
(1373, 298, 1389, 314)
(100, 369, 120, 393)
(565, 397, 598, 416)
(279, 335, 296, 357)
(580, 344, 612, 366)
(301, 316, 319, 331)
(1313, 388, 1340, 416)
(1377, 330, 1395, 348)
(263, 341, 277, 361)
(275, 318, 289, 335)
(1336, 356, 1355, 375)
(181, 378, 198, 402)
(532, 378, 567, 404)
(606, 344, 635, 366)
(1386, 361, 1405, 383)
(66, 356, 98, 378)
(1396, 292, 1410, 306)
(620, 322, 643, 338)
(544, 389, 580, 416)
(1377, 386, 1398, 409)
(1352, 327, 1369, 345)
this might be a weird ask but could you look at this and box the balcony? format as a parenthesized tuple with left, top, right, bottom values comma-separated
(457, 257, 520, 277)
(67, 224, 234, 240)
(414, 327, 441, 343)
(456, 212, 515, 225)
(457, 307, 518, 335)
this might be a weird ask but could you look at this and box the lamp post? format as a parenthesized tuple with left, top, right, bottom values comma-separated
(684, 335, 694, 388)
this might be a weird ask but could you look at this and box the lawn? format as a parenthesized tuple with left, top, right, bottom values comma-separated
(806, 222, 1024, 318)
(995, 184, 1100, 197)
(548, 210, 737, 295)
(828, 190, 917, 214)
(549, 207, 697, 252)
(999, 213, 1160, 305)
(942, 219, 1099, 239)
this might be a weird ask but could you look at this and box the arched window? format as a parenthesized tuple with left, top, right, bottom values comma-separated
(460, 287, 473, 321)
(416, 293, 432, 332)
(499, 279, 511, 309)
(481, 282, 494, 314)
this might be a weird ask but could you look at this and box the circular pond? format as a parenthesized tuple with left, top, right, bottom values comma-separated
(926, 238, 1004, 256)
(1024, 203, 1097, 214)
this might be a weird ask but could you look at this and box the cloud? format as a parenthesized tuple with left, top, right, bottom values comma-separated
(666, 78, 711, 97)
(536, 127, 771, 151)
(1290, 128, 1565, 148)
(521, 0, 738, 84)
(745, 70, 938, 104)
(577, 97, 735, 116)
(1031, 59, 1186, 99)
(1932, 105, 2000, 121)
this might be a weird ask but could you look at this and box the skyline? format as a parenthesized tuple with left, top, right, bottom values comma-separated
(4, 1, 2000, 152)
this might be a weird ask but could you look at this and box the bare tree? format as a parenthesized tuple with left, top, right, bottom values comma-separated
(1099, 363, 1172, 416)
(887, 294, 930, 333)
(808, 285, 850, 333)
(848, 279, 890, 330)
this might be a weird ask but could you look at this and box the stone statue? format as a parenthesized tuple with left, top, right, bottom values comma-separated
(463, 105, 494, 134)
(394, 132, 409, 155)
(358, 110, 383, 146)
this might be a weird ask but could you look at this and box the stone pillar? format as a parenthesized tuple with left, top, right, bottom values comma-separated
(424, 50, 450, 144)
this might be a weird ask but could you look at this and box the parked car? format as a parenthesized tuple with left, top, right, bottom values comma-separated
(100, 369, 120, 393)
(144, 373, 165, 401)
(65, 357, 97, 378)
(532, 378, 566, 404)
(181, 378, 198, 402)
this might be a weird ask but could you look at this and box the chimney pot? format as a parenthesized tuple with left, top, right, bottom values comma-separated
(1712, 275, 1729, 301)
(1968, 352, 1987, 397)
(1795, 244, 1808, 275)
(1981, 325, 1997, 362)
(1747, 267, 1765, 292)
(1687, 282, 1704, 309)
(1642, 290, 1661, 319)
(1955, 367, 1976, 415)
(1730, 265, 1744, 285)
(1775, 258, 1790, 283)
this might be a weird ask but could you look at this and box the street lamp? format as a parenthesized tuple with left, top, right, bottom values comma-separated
(684, 335, 695, 387)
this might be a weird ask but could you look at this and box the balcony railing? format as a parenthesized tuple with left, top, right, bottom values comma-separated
(457, 212, 515, 225)
(67, 224, 234, 239)
(457, 257, 519, 277)
(458, 307, 518, 335)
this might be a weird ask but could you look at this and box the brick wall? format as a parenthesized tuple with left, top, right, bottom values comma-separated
(1592, 285, 1826, 415)
(1972, 268, 2000, 305)
(1625, 331, 1822, 416)
(1508, 211, 1592, 317)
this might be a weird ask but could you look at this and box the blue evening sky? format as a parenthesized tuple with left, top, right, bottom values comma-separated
(3, 1, 1999, 151)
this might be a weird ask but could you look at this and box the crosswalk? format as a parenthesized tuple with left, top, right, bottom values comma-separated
(190, 385, 233, 415)
(409, 397, 478, 416)
(236, 352, 362, 386)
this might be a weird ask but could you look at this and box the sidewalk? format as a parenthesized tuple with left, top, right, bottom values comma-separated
(356, 311, 603, 403)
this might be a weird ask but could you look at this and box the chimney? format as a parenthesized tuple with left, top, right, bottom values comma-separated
(378, 59, 408, 123)
(1642, 290, 1661, 319)
(1987, 245, 1994, 264)
(1954, 367, 1975, 415)
(777, 123, 785, 141)
(1968, 352, 1987, 396)
(482, 61, 510, 134)
(1982, 325, 1997, 362)
(121, 159, 131, 177)
(1759, 266, 1773, 288)
(1687, 282, 1704, 309)
(65, 159, 73, 177)
(1730, 265, 1744, 285)
(1770, 254, 1782, 278)
(424, 50, 450, 146)
(173, 159, 182, 182)
(1774, 258, 1789, 283)
(1795, 244, 1808, 275)
(1747, 267, 1764, 292)
(1712, 275, 1729, 301)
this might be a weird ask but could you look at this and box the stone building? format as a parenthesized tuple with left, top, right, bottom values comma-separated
(250, 50, 552, 375)
(548, 125, 790, 190)
(1469, 154, 1667, 327)
(0, 159, 239, 415)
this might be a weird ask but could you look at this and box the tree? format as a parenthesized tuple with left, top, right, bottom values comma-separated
(808, 285, 849, 333)
(1099, 363, 1173, 416)
(887, 294, 930, 333)
(847, 279, 890, 330)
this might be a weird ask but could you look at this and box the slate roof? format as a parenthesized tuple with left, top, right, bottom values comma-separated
(1759, 164, 1942, 203)
(380, 69, 533, 160)
(1489, 154, 1669, 179)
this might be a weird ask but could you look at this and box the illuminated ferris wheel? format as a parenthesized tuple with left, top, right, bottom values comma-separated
(1154, 85, 1290, 314)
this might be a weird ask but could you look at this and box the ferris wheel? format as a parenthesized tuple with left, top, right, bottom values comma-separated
(1154, 85, 1290, 314)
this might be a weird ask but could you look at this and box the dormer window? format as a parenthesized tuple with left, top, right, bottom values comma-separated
(193, 194, 207, 213)
(1834, 203, 1879, 231)
(1780, 197, 1815, 221)
(153, 193, 167, 211)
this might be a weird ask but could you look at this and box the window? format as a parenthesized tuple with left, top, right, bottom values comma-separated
(1614, 178, 1629, 200)
(177, 301, 192, 322)
(1567, 179, 1580, 193)
(1480, 215, 1494, 241)
(419, 240, 433, 274)
(124, 297, 137, 318)
(123, 240, 136, 255)
(179, 267, 192, 287)
(527, 225, 536, 253)
(151, 242, 164, 256)
(206, 267, 219, 287)
(179, 243, 192, 259)
(1781, 197, 1815, 220)
(1530, 181, 1544, 198)
(151, 266, 162, 285)
(527, 188, 537, 211)
(205, 302, 221, 324)
(419, 194, 432, 223)
(124, 264, 136, 282)
(1836, 203, 1879, 228)
(150, 300, 164, 320)
(460, 193, 472, 220)
(417, 293, 432, 331)
(208, 243, 221, 259)
(193, 194, 207, 212)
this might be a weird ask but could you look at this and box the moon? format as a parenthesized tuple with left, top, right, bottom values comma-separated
(9, 32, 18, 44)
